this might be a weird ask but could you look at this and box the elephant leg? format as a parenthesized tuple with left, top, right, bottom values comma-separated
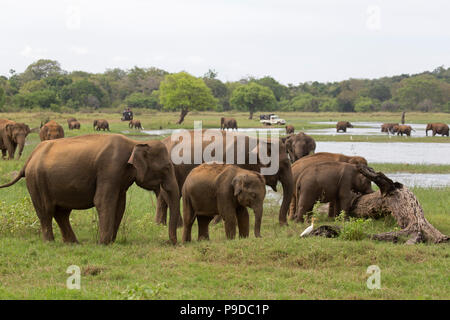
(155, 189, 168, 225)
(54, 207, 78, 243)
(35, 205, 55, 242)
(197, 215, 214, 241)
(223, 215, 237, 239)
(328, 201, 336, 218)
(112, 192, 126, 242)
(94, 188, 120, 245)
(182, 196, 195, 242)
(296, 194, 314, 223)
(212, 215, 222, 224)
(236, 206, 249, 238)
(1, 148, 6, 159)
(288, 193, 297, 220)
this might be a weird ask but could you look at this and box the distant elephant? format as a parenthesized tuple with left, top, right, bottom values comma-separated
(282, 132, 316, 163)
(294, 162, 374, 222)
(182, 164, 266, 241)
(220, 117, 238, 131)
(0, 134, 180, 245)
(67, 118, 77, 126)
(40, 120, 64, 141)
(68, 120, 81, 130)
(381, 123, 398, 134)
(93, 119, 110, 131)
(426, 123, 449, 137)
(129, 120, 143, 130)
(0, 119, 31, 160)
(395, 125, 414, 136)
(285, 125, 295, 134)
(288, 152, 369, 220)
(336, 121, 353, 133)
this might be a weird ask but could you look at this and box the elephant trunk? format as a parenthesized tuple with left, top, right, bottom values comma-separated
(278, 163, 294, 226)
(161, 165, 181, 245)
(253, 204, 263, 237)
(16, 135, 26, 160)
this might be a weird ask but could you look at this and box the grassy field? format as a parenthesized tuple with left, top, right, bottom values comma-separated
(0, 111, 449, 300)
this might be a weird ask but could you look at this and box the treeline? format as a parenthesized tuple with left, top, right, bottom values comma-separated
(0, 59, 449, 116)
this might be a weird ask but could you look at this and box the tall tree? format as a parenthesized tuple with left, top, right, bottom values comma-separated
(230, 82, 277, 119)
(159, 72, 217, 124)
(22, 59, 64, 82)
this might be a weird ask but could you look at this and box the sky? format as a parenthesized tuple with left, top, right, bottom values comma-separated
(1, 0, 449, 84)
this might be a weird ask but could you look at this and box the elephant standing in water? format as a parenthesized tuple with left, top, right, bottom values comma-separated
(395, 125, 414, 136)
(336, 121, 353, 132)
(0, 134, 180, 245)
(39, 120, 64, 141)
(426, 123, 449, 136)
(220, 117, 238, 131)
(381, 123, 398, 134)
(0, 119, 30, 160)
(182, 164, 266, 242)
(156, 130, 294, 227)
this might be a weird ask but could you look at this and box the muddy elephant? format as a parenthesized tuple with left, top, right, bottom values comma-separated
(182, 164, 266, 241)
(282, 132, 316, 163)
(395, 125, 414, 136)
(0, 119, 30, 160)
(336, 121, 353, 133)
(0, 134, 180, 245)
(285, 125, 295, 134)
(381, 123, 398, 134)
(40, 120, 64, 141)
(288, 152, 369, 220)
(93, 119, 110, 131)
(129, 120, 143, 130)
(68, 120, 81, 130)
(220, 117, 238, 131)
(156, 130, 294, 227)
(426, 123, 449, 137)
(294, 162, 373, 222)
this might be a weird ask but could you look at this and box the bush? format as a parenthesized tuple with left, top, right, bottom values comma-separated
(335, 212, 373, 241)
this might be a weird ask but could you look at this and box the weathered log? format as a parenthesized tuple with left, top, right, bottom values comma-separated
(350, 166, 449, 244)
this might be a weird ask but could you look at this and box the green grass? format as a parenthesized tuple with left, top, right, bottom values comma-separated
(371, 163, 450, 174)
(0, 111, 449, 300)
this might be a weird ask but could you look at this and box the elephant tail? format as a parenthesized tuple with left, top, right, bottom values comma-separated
(0, 167, 25, 188)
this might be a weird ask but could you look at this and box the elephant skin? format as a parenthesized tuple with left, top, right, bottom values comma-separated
(0, 119, 30, 160)
(129, 120, 143, 130)
(294, 162, 374, 222)
(282, 132, 316, 163)
(425, 123, 449, 136)
(182, 164, 266, 241)
(93, 119, 110, 131)
(156, 130, 294, 227)
(394, 124, 414, 136)
(285, 125, 295, 134)
(381, 123, 398, 134)
(336, 121, 353, 133)
(288, 152, 369, 220)
(39, 120, 64, 141)
(220, 117, 238, 131)
(68, 120, 81, 130)
(0, 134, 180, 245)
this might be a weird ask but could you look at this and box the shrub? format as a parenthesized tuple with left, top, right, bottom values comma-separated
(335, 212, 373, 241)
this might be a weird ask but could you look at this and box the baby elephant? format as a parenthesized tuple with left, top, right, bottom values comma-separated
(295, 161, 373, 222)
(182, 164, 266, 242)
(129, 120, 143, 130)
(336, 121, 353, 133)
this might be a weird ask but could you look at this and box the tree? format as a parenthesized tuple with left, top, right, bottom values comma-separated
(394, 75, 444, 110)
(368, 82, 391, 101)
(354, 96, 380, 112)
(159, 72, 217, 124)
(0, 87, 5, 109)
(230, 82, 277, 119)
(336, 90, 357, 112)
(253, 76, 288, 101)
(125, 92, 159, 109)
(60, 79, 105, 109)
(22, 59, 64, 82)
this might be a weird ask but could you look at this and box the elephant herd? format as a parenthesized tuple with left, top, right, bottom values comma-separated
(381, 122, 449, 137)
(0, 116, 447, 245)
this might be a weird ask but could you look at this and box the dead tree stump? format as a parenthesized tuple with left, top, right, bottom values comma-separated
(349, 166, 449, 244)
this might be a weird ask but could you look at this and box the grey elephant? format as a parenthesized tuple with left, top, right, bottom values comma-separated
(425, 123, 449, 136)
(182, 164, 266, 241)
(282, 132, 316, 163)
(93, 119, 110, 131)
(0, 119, 31, 160)
(336, 121, 353, 132)
(220, 117, 238, 131)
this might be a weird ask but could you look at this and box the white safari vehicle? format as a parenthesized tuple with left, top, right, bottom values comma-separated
(260, 114, 286, 125)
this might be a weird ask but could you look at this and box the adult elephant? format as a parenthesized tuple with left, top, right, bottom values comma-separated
(220, 117, 238, 131)
(156, 130, 294, 226)
(282, 132, 316, 163)
(285, 125, 295, 135)
(381, 123, 398, 134)
(336, 121, 353, 133)
(0, 119, 31, 160)
(288, 152, 370, 220)
(39, 120, 64, 141)
(396, 125, 414, 136)
(68, 120, 81, 130)
(426, 123, 449, 137)
(67, 118, 77, 126)
(0, 134, 180, 245)
(93, 119, 110, 131)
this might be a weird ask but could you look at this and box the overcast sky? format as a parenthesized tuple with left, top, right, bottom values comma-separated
(1, 0, 449, 84)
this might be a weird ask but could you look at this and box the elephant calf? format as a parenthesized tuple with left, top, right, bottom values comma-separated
(395, 124, 414, 136)
(40, 120, 64, 141)
(182, 164, 266, 242)
(68, 120, 81, 130)
(0, 119, 30, 160)
(294, 161, 373, 222)
(285, 125, 295, 134)
(93, 119, 110, 131)
(282, 132, 316, 163)
(129, 120, 143, 130)
(336, 121, 353, 133)
(220, 117, 238, 131)
(381, 123, 398, 134)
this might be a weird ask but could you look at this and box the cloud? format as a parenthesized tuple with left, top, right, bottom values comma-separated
(69, 46, 88, 55)
(19, 45, 47, 59)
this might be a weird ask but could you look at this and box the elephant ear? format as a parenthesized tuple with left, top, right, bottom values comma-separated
(128, 144, 151, 181)
(5, 124, 14, 136)
(231, 175, 245, 197)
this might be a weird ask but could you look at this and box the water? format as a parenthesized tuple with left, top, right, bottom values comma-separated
(316, 142, 450, 164)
